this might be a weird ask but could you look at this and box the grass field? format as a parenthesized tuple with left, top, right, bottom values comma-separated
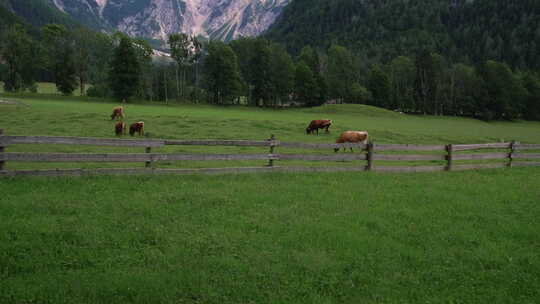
(0, 82, 85, 96)
(1, 93, 540, 303)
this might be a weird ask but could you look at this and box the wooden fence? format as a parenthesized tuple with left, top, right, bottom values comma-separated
(1, 129, 539, 176)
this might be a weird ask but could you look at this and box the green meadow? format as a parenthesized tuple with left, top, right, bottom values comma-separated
(1, 91, 540, 303)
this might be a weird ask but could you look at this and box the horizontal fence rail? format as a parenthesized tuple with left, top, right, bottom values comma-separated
(0, 130, 539, 176)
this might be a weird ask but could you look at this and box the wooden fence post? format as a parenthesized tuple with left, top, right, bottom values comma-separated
(508, 141, 518, 168)
(366, 141, 374, 171)
(446, 144, 453, 171)
(145, 146, 152, 168)
(0, 129, 5, 171)
(268, 134, 276, 167)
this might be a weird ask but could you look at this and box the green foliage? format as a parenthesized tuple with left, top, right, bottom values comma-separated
(269, 43, 295, 106)
(0, 24, 38, 92)
(0, 0, 78, 29)
(350, 83, 372, 104)
(42, 24, 78, 95)
(109, 35, 141, 101)
(294, 61, 318, 106)
(479, 60, 528, 120)
(251, 39, 273, 106)
(266, 0, 540, 70)
(388, 56, 415, 110)
(522, 73, 540, 120)
(202, 41, 243, 104)
(326, 44, 355, 103)
(368, 65, 391, 108)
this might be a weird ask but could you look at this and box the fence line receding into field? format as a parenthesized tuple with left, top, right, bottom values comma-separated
(1, 130, 539, 176)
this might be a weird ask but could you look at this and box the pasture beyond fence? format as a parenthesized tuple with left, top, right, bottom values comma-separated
(1, 129, 540, 176)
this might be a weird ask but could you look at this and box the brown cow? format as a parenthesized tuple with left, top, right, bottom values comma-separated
(115, 121, 126, 136)
(334, 131, 369, 152)
(110, 106, 125, 120)
(129, 121, 145, 136)
(306, 119, 332, 135)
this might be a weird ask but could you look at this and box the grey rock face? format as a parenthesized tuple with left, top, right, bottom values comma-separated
(48, 0, 290, 41)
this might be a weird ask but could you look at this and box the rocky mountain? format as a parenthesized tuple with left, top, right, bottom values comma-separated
(45, 0, 290, 41)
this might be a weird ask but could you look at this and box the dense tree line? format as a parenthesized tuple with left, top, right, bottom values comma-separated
(1, 19, 539, 120)
(266, 0, 540, 70)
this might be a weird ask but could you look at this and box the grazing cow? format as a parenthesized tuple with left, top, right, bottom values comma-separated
(115, 121, 126, 136)
(110, 106, 125, 120)
(334, 131, 369, 152)
(129, 121, 145, 136)
(306, 119, 333, 135)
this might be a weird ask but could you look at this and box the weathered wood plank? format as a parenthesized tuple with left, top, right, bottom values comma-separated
(373, 154, 445, 161)
(0, 166, 368, 177)
(514, 144, 540, 150)
(279, 142, 367, 150)
(452, 152, 509, 160)
(452, 163, 508, 170)
(277, 153, 367, 161)
(375, 144, 446, 151)
(452, 143, 511, 151)
(0, 135, 165, 147)
(512, 161, 540, 167)
(164, 139, 274, 147)
(3, 152, 277, 162)
(0, 167, 279, 176)
(373, 165, 446, 172)
(511, 153, 540, 159)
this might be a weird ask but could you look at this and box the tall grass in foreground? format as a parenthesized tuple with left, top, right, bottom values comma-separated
(1, 168, 539, 303)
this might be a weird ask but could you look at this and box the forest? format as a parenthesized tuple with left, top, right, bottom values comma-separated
(0, 0, 539, 121)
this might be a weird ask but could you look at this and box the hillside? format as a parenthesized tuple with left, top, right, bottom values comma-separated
(265, 0, 540, 69)
(0, 0, 79, 30)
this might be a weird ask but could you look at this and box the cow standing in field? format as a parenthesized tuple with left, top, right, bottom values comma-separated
(306, 119, 332, 135)
(115, 121, 126, 136)
(110, 106, 125, 120)
(129, 121, 145, 136)
(334, 131, 369, 152)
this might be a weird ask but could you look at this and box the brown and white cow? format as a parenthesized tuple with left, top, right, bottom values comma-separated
(114, 121, 126, 136)
(129, 121, 145, 136)
(110, 106, 125, 120)
(334, 131, 369, 152)
(306, 119, 332, 135)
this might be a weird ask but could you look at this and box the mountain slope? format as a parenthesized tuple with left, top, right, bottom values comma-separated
(0, 0, 79, 30)
(42, 0, 290, 41)
(265, 0, 540, 69)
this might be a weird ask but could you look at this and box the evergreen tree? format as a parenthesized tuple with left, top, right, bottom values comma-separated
(109, 35, 140, 101)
